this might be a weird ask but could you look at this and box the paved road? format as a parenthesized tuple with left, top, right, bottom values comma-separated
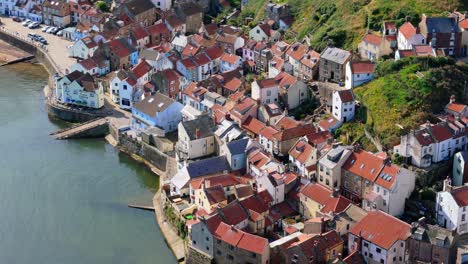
(1, 17, 75, 71)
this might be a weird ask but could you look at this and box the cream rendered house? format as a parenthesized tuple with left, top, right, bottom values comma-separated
(55, 70, 104, 108)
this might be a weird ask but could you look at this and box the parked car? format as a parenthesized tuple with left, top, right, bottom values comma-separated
(50, 27, 59, 34)
(22, 20, 32, 27)
(39, 39, 48, 45)
(46, 27, 56, 34)
(28, 22, 40, 29)
(12, 16, 22, 22)
(56, 30, 63, 36)
(27, 33, 36, 39)
(41, 26, 50, 32)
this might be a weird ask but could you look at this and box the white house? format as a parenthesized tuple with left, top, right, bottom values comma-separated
(220, 53, 242, 73)
(118, 76, 138, 110)
(397, 21, 426, 50)
(436, 180, 468, 235)
(349, 210, 411, 264)
(288, 138, 316, 178)
(176, 115, 216, 161)
(132, 93, 183, 133)
(256, 171, 285, 205)
(394, 121, 467, 168)
(362, 164, 416, 216)
(251, 78, 279, 105)
(68, 37, 98, 59)
(150, 0, 171, 10)
(453, 151, 468, 186)
(109, 70, 127, 104)
(249, 24, 280, 43)
(345, 61, 375, 89)
(276, 72, 308, 110)
(55, 70, 104, 109)
(69, 56, 109, 77)
(332, 89, 355, 123)
(139, 48, 173, 71)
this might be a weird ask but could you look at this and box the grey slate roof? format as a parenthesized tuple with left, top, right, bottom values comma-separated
(320, 46, 351, 64)
(181, 115, 215, 140)
(425, 17, 460, 33)
(124, 0, 155, 16)
(133, 93, 176, 117)
(187, 156, 230, 178)
(227, 138, 249, 155)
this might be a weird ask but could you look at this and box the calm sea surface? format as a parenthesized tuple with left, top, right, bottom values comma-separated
(0, 63, 175, 263)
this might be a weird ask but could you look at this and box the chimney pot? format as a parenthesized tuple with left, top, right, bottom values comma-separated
(195, 128, 201, 139)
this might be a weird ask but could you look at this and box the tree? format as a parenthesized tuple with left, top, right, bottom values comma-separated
(96, 1, 109, 12)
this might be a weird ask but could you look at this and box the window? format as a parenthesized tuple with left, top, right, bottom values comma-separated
(123, 85, 128, 90)
(376, 248, 381, 253)
(193, 240, 197, 245)
(326, 179, 330, 186)
(251, 253, 256, 258)
(227, 255, 234, 260)
(401, 242, 404, 247)
(380, 259, 384, 264)
(364, 242, 369, 248)
(346, 224, 350, 230)
(206, 237, 209, 241)
(267, 90, 271, 96)
(217, 250, 222, 255)
(462, 214, 466, 221)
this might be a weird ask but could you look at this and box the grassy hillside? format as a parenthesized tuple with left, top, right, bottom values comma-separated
(342, 58, 467, 149)
(237, 0, 468, 50)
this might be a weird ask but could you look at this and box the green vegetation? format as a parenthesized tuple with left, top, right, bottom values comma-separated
(96, 1, 109, 12)
(348, 57, 467, 149)
(236, 0, 468, 50)
(163, 203, 187, 239)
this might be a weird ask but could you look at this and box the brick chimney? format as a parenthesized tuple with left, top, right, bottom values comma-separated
(195, 128, 201, 139)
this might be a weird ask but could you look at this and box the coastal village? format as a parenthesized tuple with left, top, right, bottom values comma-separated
(0, 0, 467, 263)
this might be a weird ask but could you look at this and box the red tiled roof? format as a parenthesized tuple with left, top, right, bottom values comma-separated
(300, 183, 332, 205)
(193, 53, 211, 66)
(273, 124, 316, 141)
(214, 222, 268, 254)
(258, 24, 272, 37)
(79, 58, 97, 70)
(413, 45, 434, 56)
(362, 33, 382, 46)
(460, 19, 468, 29)
(274, 116, 301, 130)
(289, 139, 314, 164)
(286, 42, 308, 61)
(321, 196, 354, 215)
(240, 195, 269, 214)
(384, 21, 396, 30)
(205, 46, 224, 60)
(180, 58, 197, 69)
(415, 130, 435, 146)
(131, 60, 152, 79)
(220, 53, 241, 64)
(300, 50, 320, 69)
(430, 123, 453, 142)
(257, 189, 273, 205)
(306, 131, 332, 146)
(452, 186, 468, 207)
(108, 39, 131, 58)
(344, 251, 366, 264)
(181, 44, 199, 57)
(337, 89, 355, 103)
(343, 150, 385, 182)
(205, 213, 223, 233)
(257, 78, 278, 88)
(220, 202, 248, 226)
(375, 164, 400, 190)
(147, 23, 170, 36)
(350, 211, 411, 250)
(399, 22, 417, 40)
(398, 50, 414, 58)
(259, 126, 279, 140)
(350, 61, 375, 74)
(447, 103, 467, 113)
(161, 69, 181, 82)
(132, 26, 148, 40)
(275, 72, 297, 89)
(204, 174, 241, 188)
(223, 78, 242, 92)
(318, 117, 339, 131)
(284, 225, 298, 234)
(205, 186, 227, 205)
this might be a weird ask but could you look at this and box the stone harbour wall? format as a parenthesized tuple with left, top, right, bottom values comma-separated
(118, 133, 167, 172)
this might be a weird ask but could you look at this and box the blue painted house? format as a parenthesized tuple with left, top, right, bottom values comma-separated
(222, 138, 250, 171)
(132, 93, 184, 133)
